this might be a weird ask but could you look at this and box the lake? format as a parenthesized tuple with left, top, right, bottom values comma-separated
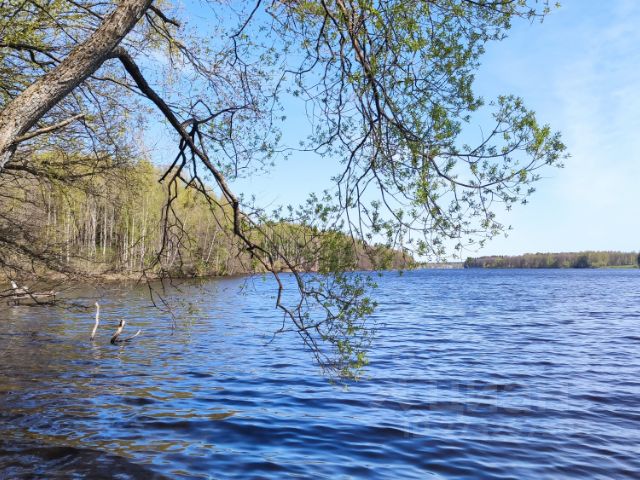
(1, 269, 639, 479)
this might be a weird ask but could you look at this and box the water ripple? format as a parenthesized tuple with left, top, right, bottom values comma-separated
(0, 269, 639, 478)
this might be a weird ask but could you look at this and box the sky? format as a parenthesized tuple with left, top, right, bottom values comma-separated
(470, 0, 640, 256)
(152, 0, 640, 258)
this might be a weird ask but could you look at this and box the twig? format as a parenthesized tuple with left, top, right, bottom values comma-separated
(13, 114, 85, 144)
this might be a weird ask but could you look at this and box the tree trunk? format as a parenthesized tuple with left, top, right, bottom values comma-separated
(65, 207, 71, 264)
(0, 0, 152, 168)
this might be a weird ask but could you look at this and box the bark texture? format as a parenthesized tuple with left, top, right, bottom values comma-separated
(0, 0, 152, 168)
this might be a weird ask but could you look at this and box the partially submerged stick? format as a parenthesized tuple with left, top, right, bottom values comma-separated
(8, 280, 56, 306)
(110, 319, 141, 344)
(122, 329, 142, 342)
(90, 302, 100, 341)
(110, 319, 125, 344)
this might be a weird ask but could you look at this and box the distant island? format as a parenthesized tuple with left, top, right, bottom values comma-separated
(464, 251, 640, 269)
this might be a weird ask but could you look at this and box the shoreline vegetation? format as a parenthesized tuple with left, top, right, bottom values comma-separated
(463, 251, 640, 269)
(1, 158, 413, 285)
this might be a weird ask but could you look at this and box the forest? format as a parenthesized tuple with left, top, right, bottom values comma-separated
(0, 154, 412, 281)
(464, 251, 640, 269)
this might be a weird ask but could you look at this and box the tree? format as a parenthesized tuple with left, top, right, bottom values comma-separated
(574, 254, 590, 269)
(0, 0, 566, 377)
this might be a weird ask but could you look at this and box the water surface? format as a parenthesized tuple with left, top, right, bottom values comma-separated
(1, 269, 639, 478)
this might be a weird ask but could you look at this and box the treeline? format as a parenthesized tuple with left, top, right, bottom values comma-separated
(464, 251, 640, 269)
(0, 156, 412, 279)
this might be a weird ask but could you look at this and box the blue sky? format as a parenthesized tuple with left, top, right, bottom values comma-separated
(229, 0, 640, 257)
(151, 1, 640, 258)
(470, 0, 640, 256)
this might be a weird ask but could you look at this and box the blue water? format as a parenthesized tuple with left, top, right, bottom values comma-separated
(1, 269, 639, 479)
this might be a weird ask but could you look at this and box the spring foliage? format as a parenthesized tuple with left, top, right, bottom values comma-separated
(1, 0, 567, 378)
(0, 155, 411, 278)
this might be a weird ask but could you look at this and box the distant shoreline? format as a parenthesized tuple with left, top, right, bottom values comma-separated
(463, 251, 639, 269)
(417, 264, 639, 270)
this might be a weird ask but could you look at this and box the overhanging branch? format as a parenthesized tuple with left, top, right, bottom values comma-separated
(13, 114, 85, 144)
(110, 47, 337, 369)
(149, 5, 180, 27)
